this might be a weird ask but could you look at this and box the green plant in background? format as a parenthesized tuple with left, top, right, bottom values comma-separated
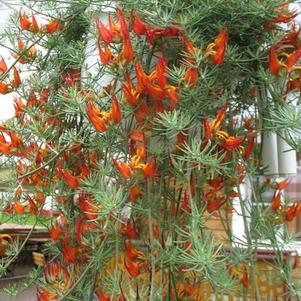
(0, 0, 300, 300)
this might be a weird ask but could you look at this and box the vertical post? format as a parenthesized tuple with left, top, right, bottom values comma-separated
(277, 134, 297, 176)
(262, 132, 279, 175)
(81, 10, 114, 87)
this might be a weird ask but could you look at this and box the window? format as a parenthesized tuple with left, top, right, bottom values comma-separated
(232, 171, 301, 255)
(284, 168, 301, 241)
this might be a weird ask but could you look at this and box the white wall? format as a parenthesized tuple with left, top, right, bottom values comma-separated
(0, 1, 20, 121)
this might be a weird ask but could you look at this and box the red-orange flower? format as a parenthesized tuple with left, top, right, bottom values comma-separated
(49, 221, 61, 242)
(134, 101, 150, 125)
(243, 133, 255, 159)
(75, 215, 87, 244)
(142, 157, 157, 178)
(0, 57, 7, 73)
(285, 47, 301, 72)
(284, 203, 301, 222)
(145, 26, 182, 45)
(165, 85, 178, 108)
(86, 101, 107, 133)
(62, 241, 77, 264)
(27, 195, 39, 214)
(78, 193, 98, 220)
(206, 197, 226, 213)
(97, 40, 113, 65)
(130, 185, 142, 202)
(61, 68, 80, 87)
(46, 19, 63, 33)
(96, 10, 129, 45)
(19, 11, 41, 32)
(120, 37, 134, 63)
(121, 220, 136, 239)
(96, 17, 115, 44)
(269, 46, 283, 75)
(135, 60, 148, 93)
(274, 11, 298, 24)
(156, 56, 167, 89)
(125, 240, 144, 261)
(12, 38, 37, 64)
(130, 12, 147, 36)
(222, 136, 244, 150)
(269, 45, 301, 75)
(130, 130, 145, 142)
(37, 286, 57, 301)
(116, 9, 130, 39)
(203, 117, 212, 140)
(44, 260, 71, 292)
(113, 159, 132, 179)
(12, 67, 21, 88)
(211, 104, 227, 131)
(146, 82, 166, 101)
(122, 73, 140, 106)
(276, 178, 290, 190)
(208, 28, 229, 65)
(281, 26, 301, 49)
(242, 267, 249, 288)
(0, 82, 9, 95)
(19, 10, 31, 31)
(271, 191, 281, 211)
(124, 257, 141, 277)
(13, 201, 25, 215)
(111, 95, 122, 123)
(62, 169, 80, 189)
(31, 15, 39, 32)
(266, 5, 298, 30)
(183, 67, 198, 86)
(95, 287, 110, 301)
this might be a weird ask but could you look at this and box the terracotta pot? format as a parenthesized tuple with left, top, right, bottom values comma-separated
(32, 252, 45, 266)
(0, 234, 12, 256)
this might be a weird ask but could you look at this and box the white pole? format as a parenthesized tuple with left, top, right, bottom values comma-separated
(277, 134, 297, 175)
(81, 9, 114, 87)
(262, 132, 279, 175)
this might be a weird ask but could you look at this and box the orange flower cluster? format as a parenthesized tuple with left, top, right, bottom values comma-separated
(124, 240, 145, 277)
(0, 58, 21, 94)
(265, 178, 301, 224)
(113, 129, 156, 180)
(92, 11, 229, 131)
(19, 9, 64, 34)
(265, 3, 298, 31)
(205, 29, 229, 65)
(0, 10, 63, 95)
(37, 260, 71, 301)
(0, 9, 64, 96)
(203, 104, 245, 151)
(268, 22, 301, 94)
(85, 95, 121, 133)
(0, 7, 244, 299)
(55, 146, 91, 189)
(12, 38, 37, 64)
(0, 128, 23, 155)
(96, 9, 133, 65)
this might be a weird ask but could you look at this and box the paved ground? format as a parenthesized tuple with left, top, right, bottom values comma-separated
(0, 284, 36, 301)
(0, 266, 36, 301)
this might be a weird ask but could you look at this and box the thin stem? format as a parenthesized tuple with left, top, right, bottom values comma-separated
(2, 219, 37, 271)
(0, 35, 45, 81)
(147, 208, 155, 301)
(17, 145, 69, 180)
(60, 234, 108, 301)
(236, 182, 261, 301)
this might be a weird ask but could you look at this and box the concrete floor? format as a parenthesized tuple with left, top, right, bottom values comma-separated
(0, 285, 36, 301)
(0, 265, 36, 301)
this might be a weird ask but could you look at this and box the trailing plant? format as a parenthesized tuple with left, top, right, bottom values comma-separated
(0, 0, 300, 300)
